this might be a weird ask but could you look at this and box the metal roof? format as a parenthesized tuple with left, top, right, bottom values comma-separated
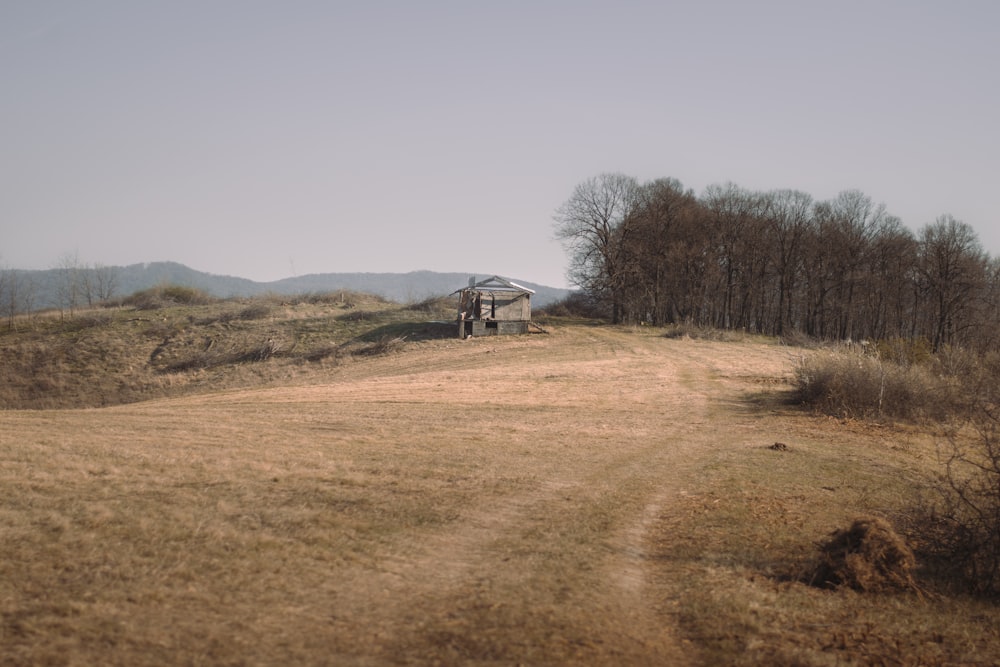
(453, 275, 535, 295)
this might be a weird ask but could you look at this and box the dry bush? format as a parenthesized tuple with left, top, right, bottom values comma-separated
(778, 328, 819, 348)
(302, 345, 341, 363)
(195, 303, 273, 325)
(875, 337, 933, 366)
(160, 285, 214, 304)
(406, 295, 454, 317)
(922, 409, 1000, 597)
(535, 292, 605, 319)
(351, 335, 406, 357)
(160, 338, 283, 373)
(121, 288, 166, 310)
(123, 285, 215, 310)
(57, 311, 116, 331)
(793, 351, 964, 421)
(297, 290, 386, 306)
(808, 516, 920, 593)
(336, 310, 379, 322)
(662, 323, 750, 342)
(237, 303, 272, 320)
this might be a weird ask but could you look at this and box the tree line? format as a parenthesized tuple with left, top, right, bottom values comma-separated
(0, 253, 119, 327)
(554, 173, 998, 351)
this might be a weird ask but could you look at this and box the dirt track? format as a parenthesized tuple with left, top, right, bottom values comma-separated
(1, 324, 800, 665)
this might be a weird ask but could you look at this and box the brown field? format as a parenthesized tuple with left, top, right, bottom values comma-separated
(3, 321, 1000, 665)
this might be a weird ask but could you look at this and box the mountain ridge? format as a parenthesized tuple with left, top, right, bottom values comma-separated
(9, 262, 572, 310)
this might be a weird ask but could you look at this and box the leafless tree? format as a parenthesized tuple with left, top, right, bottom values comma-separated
(627, 178, 702, 325)
(760, 190, 812, 336)
(554, 173, 640, 323)
(0, 268, 37, 330)
(554, 173, 998, 348)
(812, 191, 889, 340)
(702, 184, 768, 331)
(863, 217, 918, 341)
(54, 251, 84, 318)
(917, 215, 988, 350)
(91, 263, 119, 303)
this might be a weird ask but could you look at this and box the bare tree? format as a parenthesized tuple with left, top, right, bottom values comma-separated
(702, 184, 767, 331)
(917, 215, 988, 350)
(554, 173, 640, 323)
(0, 268, 7, 327)
(981, 258, 1000, 352)
(859, 216, 917, 342)
(552, 172, 1000, 345)
(627, 178, 701, 325)
(809, 191, 888, 340)
(54, 251, 84, 318)
(0, 268, 37, 330)
(760, 190, 812, 336)
(92, 263, 119, 303)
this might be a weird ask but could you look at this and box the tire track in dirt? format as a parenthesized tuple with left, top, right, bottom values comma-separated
(16, 325, 793, 664)
(310, 327, 750, 665)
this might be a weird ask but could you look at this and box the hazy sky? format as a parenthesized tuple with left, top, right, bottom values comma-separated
(3, 1, 998, 289)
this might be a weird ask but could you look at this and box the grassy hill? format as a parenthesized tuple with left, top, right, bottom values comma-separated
(0, 289, 463, 409)
(3, 295, 1000, 665)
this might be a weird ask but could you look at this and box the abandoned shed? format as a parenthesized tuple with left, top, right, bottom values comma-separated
(454, 276, 534, 338)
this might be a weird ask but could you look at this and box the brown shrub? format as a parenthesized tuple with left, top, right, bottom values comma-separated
(351, 335, 406, 357)
(535, 292, 604, 319)
(793, 351, 964, 422)
(123, 285, 215, 310)
(808, 516, 920, 593)
(237, 304, 273, 321)
(921, 410, 1000, 597)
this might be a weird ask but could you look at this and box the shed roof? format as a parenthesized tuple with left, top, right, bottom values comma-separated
(454, 275, 535, 295)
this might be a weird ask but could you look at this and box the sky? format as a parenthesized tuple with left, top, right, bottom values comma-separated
(2, 1, 999, 289)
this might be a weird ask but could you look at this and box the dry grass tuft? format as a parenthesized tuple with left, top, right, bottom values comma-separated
(808, 516, 920, 593)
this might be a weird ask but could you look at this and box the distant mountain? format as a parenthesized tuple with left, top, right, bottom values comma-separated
(11, 262, 572, 311)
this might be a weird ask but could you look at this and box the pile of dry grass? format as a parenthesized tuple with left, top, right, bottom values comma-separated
(808, 516, 920, 593)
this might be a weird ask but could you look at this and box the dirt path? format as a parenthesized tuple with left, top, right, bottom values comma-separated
(1, 325, 799, 665)
(254, 325, 795, 664)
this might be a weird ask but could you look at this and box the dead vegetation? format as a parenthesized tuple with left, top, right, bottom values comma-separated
(792, 341, 992, 423)
(0, 289, 458, 409)
(807, 516, 920, 593)
(4, 309, 1000, 665)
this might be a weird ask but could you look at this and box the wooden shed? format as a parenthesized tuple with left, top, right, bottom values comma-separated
(454, 275, 534, 338)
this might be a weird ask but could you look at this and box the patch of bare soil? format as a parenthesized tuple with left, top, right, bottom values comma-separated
(0, 325, 861, 665)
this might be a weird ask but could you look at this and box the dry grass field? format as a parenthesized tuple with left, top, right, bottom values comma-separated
(3, 308, 1000, 665)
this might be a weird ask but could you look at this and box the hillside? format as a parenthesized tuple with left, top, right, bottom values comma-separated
(2, 303, 999, 664)
(0, 291, 462, 409)
(7, 262, 572, 311)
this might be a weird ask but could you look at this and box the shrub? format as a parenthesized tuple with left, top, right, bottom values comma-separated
(123, 285, 215, 309)
(793, 350, 964, 421)
(779, 329, 819, 349)
(926, 409, 1000, 597)
(237, 304, 273, 321)
(336, 310, 379, 322)
(875, 337, 933, 366)
(159, 285, 213, 305)
(352, 335, 406, 357)
(300, 291, 387, 306)
(407, 295, 454, 317)
(661, 323, 748, 342)
(535, 292, 605, 319)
